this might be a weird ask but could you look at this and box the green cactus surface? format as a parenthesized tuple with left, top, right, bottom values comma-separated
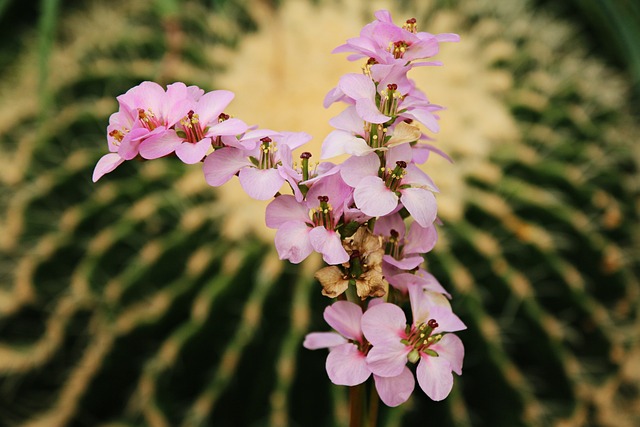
(0, 0, 639, 426)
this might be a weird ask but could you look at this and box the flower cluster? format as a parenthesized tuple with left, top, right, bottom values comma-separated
(93, 82, 249, 182)
(92, 8, 464, 413)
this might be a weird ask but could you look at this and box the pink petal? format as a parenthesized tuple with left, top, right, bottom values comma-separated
(117, 127, 147, 160)
(430, 333, 464, 375)
(373, 213, 406, 239)
(323, 301, 363, 342)
(326, 344, 371, 386)
(329, 106, 365, 134)
(196, 90, 235, 124)
(92, 153, 124, 182)
(308, 227, 349, 265)
(339, 73, 375, 100)
(374, 367, 415, 407)
(202, 147, 251, 187)
(277, 131, 313, 151)
(404, 108, 440, 133)
(404, 164, 439, 192)
(265, 195, 308, 228)
(385, 143, 413, 166)
(404, 222, 438, 254)
(175, 139, 211, 164)
(340, 153, 380, 187)
(361, 303, 406, 346)
(238, 167, 284, 200)
(354, 176, 398, 217)
(426, 304, 467, 334)
(138, 130, 183, 159)
(366, 342, 410, 377)
(391, 272, 451, 298)
(400, 188, 437, 228)
(321, 131, 371, 159)
(355, 98, 391, 124)
(303, 332, 347, 350)
(205, 118, 248, 137)
(383, 254, 424, 270)
(416, 354, 454, 401)
(408, 284, 450, 326)
(274, 221, 313, 264)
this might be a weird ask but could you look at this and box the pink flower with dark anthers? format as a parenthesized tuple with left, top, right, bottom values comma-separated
(388, 269, 451, 299)
(170, 90, 248, 164)
(93, 108, 135, 182)
(202, 131, 311, 200)
(340, 143, 439, 227)
(361, 284, 465, 402)
(332, 10, 459, 67)
(265, 173, 352, 265)
(116, 82, 193, 161)
(373, 212, 437, 272)
(303, 301, 415, 407)
(93, 81, 190, 181)
(324, 73, 391, 124)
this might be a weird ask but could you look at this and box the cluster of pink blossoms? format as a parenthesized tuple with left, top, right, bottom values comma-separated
(93, 9, 464, 409)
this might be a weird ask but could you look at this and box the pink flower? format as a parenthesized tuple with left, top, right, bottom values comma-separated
(171, 90, 248, 164)
(373, 213, 441, 289)
(340, 144, 439, 227)
(265, 173, 352, 264)
(332, 10, 459, 67)
(361, 285, 465, 401)
(324, 73, 391, 124)
(119, 82, 193, 161)
(303, 301, 415, 407)
(202, 131, 311, 200)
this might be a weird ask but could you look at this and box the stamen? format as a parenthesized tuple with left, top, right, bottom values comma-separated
(403, 18, 417, 33)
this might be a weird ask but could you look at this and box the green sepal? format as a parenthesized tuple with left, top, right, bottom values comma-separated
(424, 349, 439, 357)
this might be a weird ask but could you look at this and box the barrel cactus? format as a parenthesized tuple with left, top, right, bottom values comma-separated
(0, 0, 638, 426)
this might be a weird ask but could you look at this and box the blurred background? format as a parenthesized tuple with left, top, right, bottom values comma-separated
(0, 0, 639, 426)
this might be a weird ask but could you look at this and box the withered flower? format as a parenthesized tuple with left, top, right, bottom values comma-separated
(315, 226, 388, 300)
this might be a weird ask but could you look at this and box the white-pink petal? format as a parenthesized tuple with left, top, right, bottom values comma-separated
(366, 342, 410, 378)
(361, 303, 407, 346)
(354, 176, 398, 217)
(205, 118, 248, 137)
(326, 344, 371, 386)
(175, 139, 211, 164)
(404, 222, 438, 254)
(92, 153, 124, 182)
(373, 367, 415, 407)
(400, 188, 437, 228)
(274, 221, 313, 264)
(303, 332, 347, 350)
(308, 227, 349, 265)
(383, 254, 424, 270)
(196, 90, 235, 124)
(416, 354, 454, 401)
(321, 131, 371, 159)
(340, 153, 380, 187)
(238, 167, 284, 200)
(265, 195, 308, 229)
(138, 131, 183, 159)
(323, 301, 363, 343)
(355, 98, 391, 124)
(430, 333, 464, 375)
(202, 147, 252, 187)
